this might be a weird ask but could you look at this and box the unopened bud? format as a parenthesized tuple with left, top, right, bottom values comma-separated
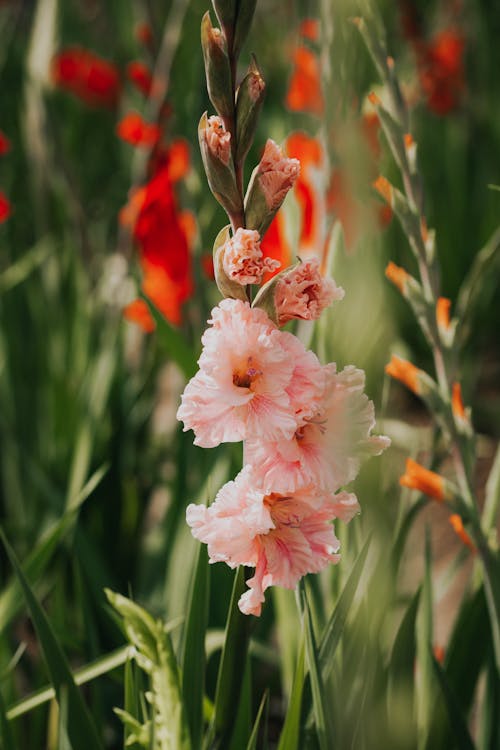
(436, 296, 456, 346)
(212, 225, 248, 301)
(201, 12, 233, 118)
(385, 354, 433, 397)
(400, 458, 452, 502)
(274, 258, 344, 326)
(199, 112, 242, 215)
(211, 0, 236, 32)
(236, 55, 266, 162)
(245, 139, 300, 235)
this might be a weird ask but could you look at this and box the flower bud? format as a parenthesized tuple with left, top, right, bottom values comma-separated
(399, 458, 452, 502)
(198, 112, 242, 215)
(235, 55, 266, 163)
(212, 225, 248, 301)
(245, 139, 300, 235)
(201, 11, 233, 118)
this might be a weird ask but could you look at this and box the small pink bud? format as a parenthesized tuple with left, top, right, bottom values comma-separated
(222, 228, 280, 286)
(204, 115, 232, 165)
(258, 139, 300, 210)
(275, 258, 344, 326)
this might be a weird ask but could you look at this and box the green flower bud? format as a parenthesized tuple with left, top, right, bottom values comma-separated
(233, 0, 257, 58)
(201, 11, 234, 118)
(198, 112, 243, 215)
(236, 55, 266, 163)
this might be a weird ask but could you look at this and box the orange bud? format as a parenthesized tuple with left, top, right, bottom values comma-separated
(404, 133, 414, 148)
(368, 91, 381, 107)
(385, 261, 409, 294)
(373, 175, 393, 205)
(436, 297, 451, 331)
(449, 514, 476, 553)
(451, 382, 466, 421)
(387, 55, 395, 70)
(399, 457, 446, 501)
(385, 355, 421, 395)
(420, 218, 429, 243)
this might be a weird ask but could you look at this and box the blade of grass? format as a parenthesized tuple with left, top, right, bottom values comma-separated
(416, 528, 434, 750)
(299, 581, 333, 750)
(0, 687, 15, 749)
(429, 653, 475, 750)
(144, 295, 198, 380)
(277, 637, 305, 750)
(208, 566, 253, 749)
(0, 530, 104, 750)
(182, 541, 210, 749)
(319, 536, 371, 682)
(6, 645, 132, 720)
(246, 690, 268, 750)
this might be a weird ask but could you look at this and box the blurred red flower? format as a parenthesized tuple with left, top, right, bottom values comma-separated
(0, 191, 11, 223)
(417, 29, 465, 115)
(123, 299, 156, 333)
(120, 139, 194, 327)
(51, 47, 121, 108)
(0, 130, 10, 156)
(116, 112, 160, 147)
(126, 61, 153, 97)
(285, 46, 324, 117)
(299, 18, 320, 42)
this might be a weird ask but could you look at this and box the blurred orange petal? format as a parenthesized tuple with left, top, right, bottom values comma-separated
(116, 112, 160, 147)
(285, 46, 324, 116)
(123, 299, 156, 333)
(299, 18, 320, 42)
(126, 61, 153, 96)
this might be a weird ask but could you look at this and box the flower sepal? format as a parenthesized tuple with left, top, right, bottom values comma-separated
(201, 11, 234, 118)
(198, 112, 242, 215)
(213, 224, 248, 301)
(252, 261, 301, 325)
(235, 55, 266, 162)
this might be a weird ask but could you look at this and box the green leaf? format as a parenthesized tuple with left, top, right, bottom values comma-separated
(0, 530, 104, 750)
(228, 656, 252, 750)
(430, 653, 475, 750)
(277, 637, 305, 750)
(299, 582, 333, 750)
(0, 236, 52, 293)
(246, 690, 268, 750)
(143, 294, 198, 380)
(319, 536, 371, 683)
(182, 542, 210, 749)
(209, 566, 252, 748)
(0, 686, 15, 750)
(416, 529, 434, 748)
(6, 646, 132, 720)
(482, 442, 500, 533)
(387, 587, 420, 736)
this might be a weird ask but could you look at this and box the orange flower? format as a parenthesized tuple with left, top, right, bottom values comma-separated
(126, 61, 153, 97)
(123, 299, 155, 333)
(51, 47, 121, 108)
(400, 458, 447, 501)
(299, 18, 320, 42)
(0, 191, 11, 223)
(449, 514, 476, 553)
(385, 355, 422, 395)
(436, 296, 451, 331)
(417, 29, 466, 115)
(286, 46, 324, 116)
(0, 130, 10, 156)
(120, 139, 194, 326)
(451, 382, 466, 421)
(286, 132, 325, 257)
(385, 261, 409, 294)
(260, 211, 292, 281)
(116, 112, 160, 147)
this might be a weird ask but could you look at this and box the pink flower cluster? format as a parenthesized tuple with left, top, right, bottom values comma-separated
(177, 297, 389, 615)
(222, 228, 280, 285)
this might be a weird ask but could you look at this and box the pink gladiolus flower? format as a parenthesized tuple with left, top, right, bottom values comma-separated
(222, 228, 280, 285)
(186, 465, 355, 615)
(245, 365, 390, 493)
(204, 115, 231, 165)
(177, 299, 318, 447)
(258, 139, 300, 210)
(275, 258, 344, 326)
